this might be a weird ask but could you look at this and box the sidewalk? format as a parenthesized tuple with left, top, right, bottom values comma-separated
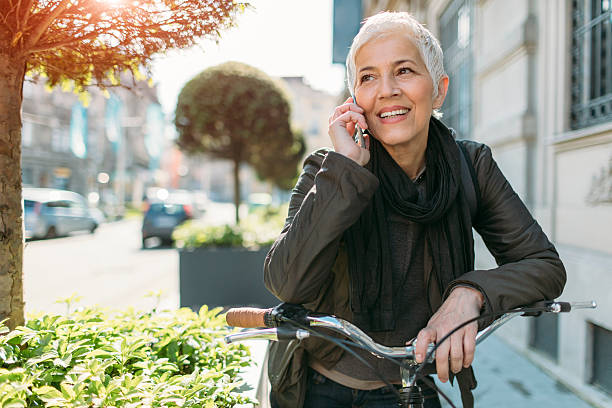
(438, 335, 595, 407)
(238, 335, 597, 408)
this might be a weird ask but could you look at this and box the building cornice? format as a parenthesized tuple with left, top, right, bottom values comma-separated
(550, 121, 612, 152)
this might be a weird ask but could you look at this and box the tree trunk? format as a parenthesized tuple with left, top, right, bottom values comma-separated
(0, 54, 26, 330)
(233, 159, 241, 224)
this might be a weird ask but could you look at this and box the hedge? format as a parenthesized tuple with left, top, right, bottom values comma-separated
(0, 304, 253, 407)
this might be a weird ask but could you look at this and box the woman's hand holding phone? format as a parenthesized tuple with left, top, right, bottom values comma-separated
(328, 97, 371, 166)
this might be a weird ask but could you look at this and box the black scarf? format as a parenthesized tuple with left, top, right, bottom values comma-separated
(344, 117, 474, 332)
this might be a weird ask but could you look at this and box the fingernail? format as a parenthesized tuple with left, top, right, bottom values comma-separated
(416, 353, 422, 361)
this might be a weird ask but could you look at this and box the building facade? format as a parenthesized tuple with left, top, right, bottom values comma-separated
(21, 78, 167, 215)
(280, 76, 337, 153)
(352, 0, 612, 404)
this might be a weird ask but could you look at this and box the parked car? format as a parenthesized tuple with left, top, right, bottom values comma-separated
(141, 201, 193, 248)
(23, 187, 99, 239)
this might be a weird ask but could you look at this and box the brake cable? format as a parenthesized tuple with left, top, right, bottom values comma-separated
(409, 304, 557, 388)
(264, 302, 579, 407)
(282, 316, 458, 408)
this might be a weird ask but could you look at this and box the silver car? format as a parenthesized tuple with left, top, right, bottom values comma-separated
(23, 187, 99, 239)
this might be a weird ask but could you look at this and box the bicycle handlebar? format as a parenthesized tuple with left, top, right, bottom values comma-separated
(223, 300, 596, 408)
(224, 300, 597, 351)
(225, 307, 272, 328)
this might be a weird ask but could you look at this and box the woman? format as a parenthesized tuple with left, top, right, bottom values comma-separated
(264, 11, 566, 408)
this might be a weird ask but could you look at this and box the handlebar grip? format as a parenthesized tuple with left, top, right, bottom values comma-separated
(225, 307, 272, 328)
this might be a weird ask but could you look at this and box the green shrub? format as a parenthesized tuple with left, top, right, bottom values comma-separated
(0, 305, 253, 407)
(173, 224, 246, 250)
(173, 204, 287, 250)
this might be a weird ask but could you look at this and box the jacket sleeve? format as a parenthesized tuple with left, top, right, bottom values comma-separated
(445, 142, 567, 315)
(264, 149, 379, 304)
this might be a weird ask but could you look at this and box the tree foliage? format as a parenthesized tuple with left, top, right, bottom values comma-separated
(1, 0, 246, 90)
(175, 61, 304, 218)
(0, 0, 247, 330)
(252, 127, 305, 190)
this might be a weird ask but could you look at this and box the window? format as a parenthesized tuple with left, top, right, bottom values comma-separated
(530, 313, 559, 362)
(308, 120, 319, 136)
(590, 323, 612, 395)
(439, 0, 474, 139)
(51, 127, 62, 152)
(22, 120, 33, 147)
(571, 0, 612, 129)
(148, 203, 185, 215)
(51, 126, 70, 152)
(46, 200, 70, 208)
(22, 167, 34, 186)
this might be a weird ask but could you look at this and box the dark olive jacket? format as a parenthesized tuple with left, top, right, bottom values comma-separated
(263, 140, 566, 408)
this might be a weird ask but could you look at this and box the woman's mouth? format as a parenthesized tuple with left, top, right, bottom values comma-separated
(378, 108, 410, 123)
(379, 108, 409, 118)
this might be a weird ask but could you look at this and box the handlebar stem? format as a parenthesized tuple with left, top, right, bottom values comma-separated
(225, 328, 310, 343)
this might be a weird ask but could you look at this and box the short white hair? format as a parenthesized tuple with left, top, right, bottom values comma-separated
(346, 11, 446, 118)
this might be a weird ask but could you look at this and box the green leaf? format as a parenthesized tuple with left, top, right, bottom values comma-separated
(85, 349, 114, 359)
(3, 400, 27, 408)
(33, 385, 63, 399)
(53, 352, 72, 368)
(26, 351, 58, 366)
(60, 382, 77, 400)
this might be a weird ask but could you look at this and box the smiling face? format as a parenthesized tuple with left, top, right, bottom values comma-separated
(354, 31, 447, 153)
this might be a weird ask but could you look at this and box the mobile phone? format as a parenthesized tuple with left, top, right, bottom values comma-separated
(349, 91, 366, 148)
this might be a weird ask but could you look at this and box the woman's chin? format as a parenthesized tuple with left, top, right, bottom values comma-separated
(373, 132, 420, 149)
(371, 121, 429, 149)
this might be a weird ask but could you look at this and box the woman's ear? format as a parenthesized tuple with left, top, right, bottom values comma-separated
(433, 76, 449, 110)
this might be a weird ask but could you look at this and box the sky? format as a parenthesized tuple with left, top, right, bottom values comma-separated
(152, 0, 346, 115)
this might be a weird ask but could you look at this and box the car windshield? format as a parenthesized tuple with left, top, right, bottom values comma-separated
(148, 203, 184, 215)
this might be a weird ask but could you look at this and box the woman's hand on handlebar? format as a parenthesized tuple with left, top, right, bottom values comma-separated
(328, 97, 370, 166)
(413, 286, 484, 382)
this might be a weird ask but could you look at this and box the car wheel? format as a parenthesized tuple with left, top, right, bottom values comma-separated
(142, 237, 147, 249)
(45, 226, 57, 239)
(90, 223, 98, 234)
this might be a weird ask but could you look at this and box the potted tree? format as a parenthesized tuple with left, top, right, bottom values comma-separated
(173, 62, 303, 310)
(174, 206, 286, 310)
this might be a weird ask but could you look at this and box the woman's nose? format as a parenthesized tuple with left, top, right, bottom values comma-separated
(378, 75, 400, 99)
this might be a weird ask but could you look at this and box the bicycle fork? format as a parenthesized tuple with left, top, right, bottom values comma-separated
(399, 360, 424, 408)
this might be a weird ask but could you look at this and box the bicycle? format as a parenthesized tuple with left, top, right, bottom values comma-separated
(224, 300, 596, 408)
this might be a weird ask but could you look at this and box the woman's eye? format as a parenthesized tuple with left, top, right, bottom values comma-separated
(398, 67, 414, 75)
(360, 74, 374, 83)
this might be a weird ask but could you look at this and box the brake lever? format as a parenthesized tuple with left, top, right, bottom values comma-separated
(267, 303, 311, 327)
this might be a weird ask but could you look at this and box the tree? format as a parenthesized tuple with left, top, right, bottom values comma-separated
(251, 128, 305, 191)
(0, 0, 247, 329)
(174, 61, 304, 223)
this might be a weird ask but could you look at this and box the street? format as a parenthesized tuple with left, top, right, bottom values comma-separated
(23, 218, 179, 316)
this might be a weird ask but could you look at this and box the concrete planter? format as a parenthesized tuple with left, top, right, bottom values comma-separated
(179, 246, 279, 310)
